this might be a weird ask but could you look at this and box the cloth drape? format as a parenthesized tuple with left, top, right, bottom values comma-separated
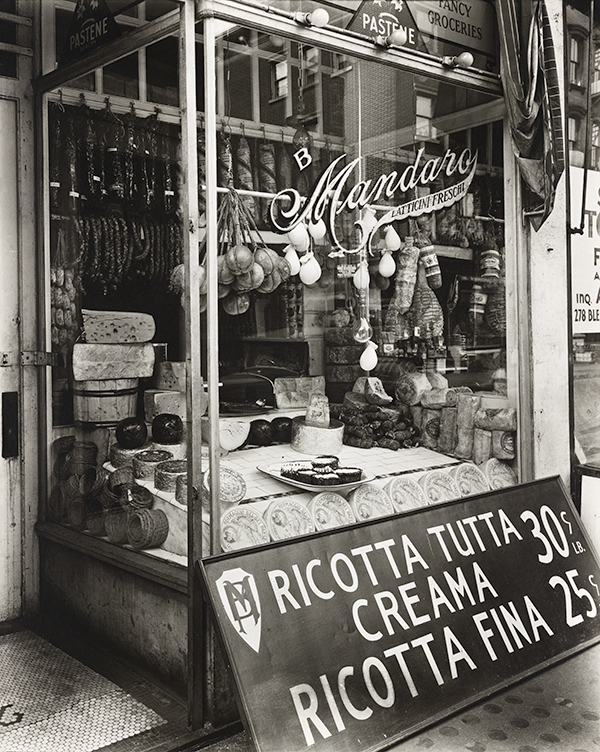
(496, 0, 565, 230)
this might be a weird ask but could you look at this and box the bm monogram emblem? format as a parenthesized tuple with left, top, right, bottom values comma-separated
(216, 568, 262, 653)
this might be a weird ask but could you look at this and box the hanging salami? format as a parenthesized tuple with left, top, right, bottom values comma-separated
(235, 132, 258, 222)
(49, 101, 64, 212)
(258, 140, 277, 228)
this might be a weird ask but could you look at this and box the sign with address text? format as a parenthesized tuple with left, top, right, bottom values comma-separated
(200, 477, 600, 752)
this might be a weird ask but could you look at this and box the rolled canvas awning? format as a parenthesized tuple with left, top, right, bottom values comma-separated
(496, 0, 565, 230)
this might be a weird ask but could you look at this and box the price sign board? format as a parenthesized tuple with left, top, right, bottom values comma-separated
(199, 477, 600, 752)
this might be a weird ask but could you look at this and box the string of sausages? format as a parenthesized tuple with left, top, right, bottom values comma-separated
(75, 214, 183, 294)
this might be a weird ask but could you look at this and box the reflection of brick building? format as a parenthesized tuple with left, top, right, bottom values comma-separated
(566, 2, 600, 168)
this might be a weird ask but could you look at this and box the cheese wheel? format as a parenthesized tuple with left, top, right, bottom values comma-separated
(201, 465, 246, 510)
(290, 416, 344, 456)
(151, 440, 186, 460)
(221, 506, 270, 552)
(132, 449, 173, 480)
(479, 458, 517, 490)
(385, 476, 428, 513)
(347, 483, 394, 521)
(418, 469, 460, 504)
(109, 441, 152, 468)
(155, 459, 187, 492)
(449, 463, 490, 497)
(175, 474, 188, 506)
(308, 492, 355, 530)
(264, 499, 314, 541)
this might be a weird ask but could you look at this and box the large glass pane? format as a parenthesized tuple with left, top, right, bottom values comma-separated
(46, 86, 183, 546)
(205, 31, 509, 554)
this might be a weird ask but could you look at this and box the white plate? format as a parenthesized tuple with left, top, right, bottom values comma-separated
(257, 463, 375, 493)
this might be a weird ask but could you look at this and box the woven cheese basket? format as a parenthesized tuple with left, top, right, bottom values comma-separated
(86, 497, 107, 537)
(126, 508, 169, 549)
(105, 508, 129, 543)
(65, 493, 87, 531)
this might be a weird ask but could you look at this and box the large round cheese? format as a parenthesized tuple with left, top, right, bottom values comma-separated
(109, 441, 152, 468)
(308, 492, 355, 530)
(264, 499, 314, 541)
(479, 458, 517, 489)
(450, 462, 490, 497)
(201, 465, 246, 511)
(221, 505, 270, 552)
(290, 416, 344, 456)
(347, 483, 394, 521)
(385, 476, 428, 513)
(133, 449, 173, 480)
(155, 459, 187, 492)
(418, 469, 460, 504)
(175, 473, 189, 506)
(151, 440, 186, 460)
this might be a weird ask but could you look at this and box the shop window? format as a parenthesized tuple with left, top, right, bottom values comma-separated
(42, 25, 510, 560)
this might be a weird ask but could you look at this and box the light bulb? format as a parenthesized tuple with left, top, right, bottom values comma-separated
(299, 253, 322, 285)
(292, 124, 313, 150)
(308, 218, 327, 240)
(360, 341, 378, 371)
(353, 261, 370, 290)
(378, 250, 396, 278)
(295, 8, 330, 27)
(284, 244, 301, 276)
(287, 222, 310, 251)
(388, 28, 408, 46)
(353, 316, 373, 343)
(384, 225, 401, 251)
(455, 51, 474, 68)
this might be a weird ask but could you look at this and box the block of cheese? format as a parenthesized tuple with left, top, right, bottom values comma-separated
(273, 376, 326, 409)
(144, 389, 186, 422)
(153, 361, 186, 392)
(82, 309, 156, 343)
(305, 393, 330, 428)
(73, 343, 155, 381)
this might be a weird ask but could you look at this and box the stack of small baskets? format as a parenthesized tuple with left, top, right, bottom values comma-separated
(49, 436, 169, 550)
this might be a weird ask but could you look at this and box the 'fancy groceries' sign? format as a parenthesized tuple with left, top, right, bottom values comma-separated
(200, 477, 600, 752)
